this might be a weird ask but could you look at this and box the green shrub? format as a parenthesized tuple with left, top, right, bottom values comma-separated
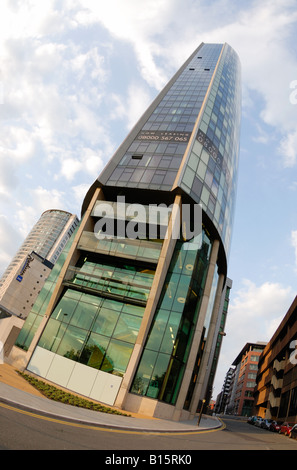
(17, 371, 131, 417)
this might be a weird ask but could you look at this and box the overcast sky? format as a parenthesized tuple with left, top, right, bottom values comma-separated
(0, 0, 297, 396)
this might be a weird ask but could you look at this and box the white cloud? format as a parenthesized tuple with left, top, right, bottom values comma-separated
(110, 84, 152, 130)
(0, 0, 71, 42)
(0, 215, 23, 276)
(214, 278, 294, 392)
(72, 183, 91, 208)
(15, 205, 40, 239)
(74, 0, 297, 169)
(198, 1, 297, 166)
(59, 151, 104, 182)
(278, 130, 297, 168)
(77, 0, 173, 88)
(227, 279, 293, 335)
(60, 158, 83, 181)
(12, 187, 68, 241)
(221, 278, 293, 364)
(70, 47, 108, 82)
(33, 186, 66, 211)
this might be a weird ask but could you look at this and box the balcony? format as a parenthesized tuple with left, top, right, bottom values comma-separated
(77, 231, 162, 264)
(63, 265, 154, 306)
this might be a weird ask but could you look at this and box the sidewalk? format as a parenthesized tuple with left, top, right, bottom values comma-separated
(0, 364, 222, 433)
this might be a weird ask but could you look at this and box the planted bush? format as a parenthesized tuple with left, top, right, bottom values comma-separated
(17, 371, 130, 416)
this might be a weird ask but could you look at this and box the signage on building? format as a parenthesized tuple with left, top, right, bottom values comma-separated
(16, 254, 34, 282)
(137, 130, 191, 143)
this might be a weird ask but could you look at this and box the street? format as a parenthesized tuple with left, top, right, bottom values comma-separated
(0, 401, 297, 452)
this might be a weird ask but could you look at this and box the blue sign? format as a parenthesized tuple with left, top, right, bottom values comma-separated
(16, 275, 23, 282)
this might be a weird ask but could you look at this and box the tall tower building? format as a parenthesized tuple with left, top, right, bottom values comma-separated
(0, 210, 79, 301)
(0, 210, 79, 360)
(11, 43, 241, 422)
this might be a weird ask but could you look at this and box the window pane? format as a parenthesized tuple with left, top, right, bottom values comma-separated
(171, 275, 190, 312)
(160, 311, 181, 354)
(113, 313, 142, 344)
(103, 339, 134, 375)
(56, 325, 88, 361)
(80, 333, 109, 370)
(131, 350, 158, 395)
(159, 273, 180, 310)
(92, 307, 120, 337)
(161, 358, 184, 404)
(39, 318, 67, 353)
(146, 309, 170, 351)
(51, 297, 78, 322)
(70, 301, 98, 330)
(122, 303, 145, 317)
(146, 353, 171, 398)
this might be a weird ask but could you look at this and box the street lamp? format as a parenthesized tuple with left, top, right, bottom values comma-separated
(197, 399, 206, 426)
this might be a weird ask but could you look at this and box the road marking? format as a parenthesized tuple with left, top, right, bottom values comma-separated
(0, 401, 225, 435)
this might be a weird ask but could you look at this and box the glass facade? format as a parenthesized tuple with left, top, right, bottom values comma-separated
(38, 288, 145, 377)
(178, 44, 241, 255)
(130, 229, 213, 404)
(28, 241, 156, 376)
(103, 44, 223, 193)
(100, 43, 241, 257)
(65, 254, 155, 305)
(22, 201, 159, 376)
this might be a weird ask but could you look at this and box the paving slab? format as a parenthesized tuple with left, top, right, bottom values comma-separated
(0, 364, 221, 433)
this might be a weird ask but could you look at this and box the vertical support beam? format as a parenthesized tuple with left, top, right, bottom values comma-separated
(189, 272, 225, 418)
(172, 239, 220, 421)
(114, 194, 182, 409)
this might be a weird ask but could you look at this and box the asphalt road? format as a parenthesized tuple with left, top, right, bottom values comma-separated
(1, 402, 297, 454)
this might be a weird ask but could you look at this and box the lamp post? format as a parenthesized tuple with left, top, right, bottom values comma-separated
(197, 399, 206, 426)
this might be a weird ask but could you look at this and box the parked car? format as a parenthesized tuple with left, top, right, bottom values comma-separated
(279, 422, 295, 436)
(289, 424, 297, 440)
(248, 416, 259, 425)
(255, 417, 265, 427)
(248, 415, 261, 425)
(269, 421, 282, 432)
(261, 418, 273, 430)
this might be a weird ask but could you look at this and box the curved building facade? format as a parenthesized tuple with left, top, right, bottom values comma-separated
(11, 43, 241, 421)
(0, 210, 79, 301)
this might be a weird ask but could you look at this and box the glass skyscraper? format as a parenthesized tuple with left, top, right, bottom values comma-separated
(12, 43, 241, 421)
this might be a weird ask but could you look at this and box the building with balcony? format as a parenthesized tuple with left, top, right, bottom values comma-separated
(230, 342, 266, 416)
(215, 366, 234, 414)
(8, 42, 241, 421)
(253, 296, 297, 423)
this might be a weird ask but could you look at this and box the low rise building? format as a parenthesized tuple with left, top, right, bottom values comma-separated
(253, 296, 297, 423)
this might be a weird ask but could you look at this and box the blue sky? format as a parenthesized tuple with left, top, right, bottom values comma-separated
(0, 0, 297, 397)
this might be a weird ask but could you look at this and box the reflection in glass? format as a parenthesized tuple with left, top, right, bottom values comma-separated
(130, 229, 213, 405)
